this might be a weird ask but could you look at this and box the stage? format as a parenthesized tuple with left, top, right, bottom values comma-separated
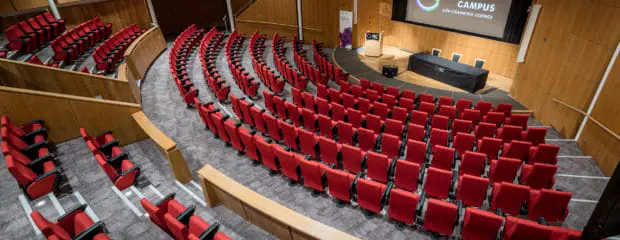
(332, 46, 527, 110)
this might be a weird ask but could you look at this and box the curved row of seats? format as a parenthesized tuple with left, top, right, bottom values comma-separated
(199, 27, 231, 103)
(5, 12, 66, 54)
(141, 193, 231, 240)
(50, 17, 112, 66)
(225, 31, 260, 98)
(93, 24, 145, 73)
(292, 36, 330, 85)
(312, 40, 350, 83)
(249, 31, 286, 93)
(271, 33, 310, 90)
(169, 24, 204, 107)
(192, 95, 580, 239)
(32, 204, 111, 239)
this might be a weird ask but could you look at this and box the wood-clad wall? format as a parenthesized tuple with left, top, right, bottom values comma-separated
(0, 86, 147, 144)
(0, 58, 137, 103)
(357, 0, 520, 78)
(511, 0, 620, 138)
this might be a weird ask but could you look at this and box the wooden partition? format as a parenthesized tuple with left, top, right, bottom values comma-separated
(0, 58, 137, 103)
(0, 86, 147, 144)
(123, 26, 167, 82)
(197, 165, 359, 240)
(132, 111, 193, 183)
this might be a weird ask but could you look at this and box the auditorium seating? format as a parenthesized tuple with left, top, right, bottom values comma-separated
(31, 204, 110, 239)
(226, 30, 260, 98)
(312, 40, 350, 83)
(51, 17, 114, 66)
(170, 24, 204, 106)
(4, 12, 66, 54)
(82, 129, 140, 190)
(250, 31, 287, 93)
(293, 36, 329, 85)
(92, 24, 145, 73)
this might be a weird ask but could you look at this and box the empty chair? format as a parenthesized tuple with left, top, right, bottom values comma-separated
(255, 137, 278, 173)
(318, 136, 341, 166)
(455, 99, 472, 113)
(405, 139, 428, 165)
(385, 86, 400, 97)
(274, 146, 300, 183)
(318, 115, 336, 138)
(451, 119, 472, 136)
(251, 107, 268, 134)
(373, 102, 389, 120)
(490, 182, 530, 215)
(502, 216, 552, 240)
(460, 109, 481, 124)
(424, 167, 454, 199)
(549, 227, 582, 240)
(418, 101, 436, 115)
(274, 96, 288, 118)
(393, 160, 420, 192)
(431, 145, 455, 170)
(298, 128, 318, 158)
(437, 105, 457, 119)
(280, 121, 298, 150)
(528, 189, 571, 222)
(326, 168, 357, 204)
(365, 114, 384, 135)
(331, 103, 347, 122)
(291, 87, 303, 106)
(459, 151, 486, 177)
(455, 174, 489, 207)
(381, 133, 402, 159)
(452, 132, 475, 159)
(366, 151, 394, 183)
(337, 121, 355, 145)
(79, 127, 116, 151)
(224, 120, 244, 153)
(239, 128, 260, 163)
(400, 98, 415, 111)
(31, 205, 109, 240)
(474, 122, 497, 139)
(365, 89, 380, 102)
(94, 152, 140, 190)
(428, 128, 449, 148)
(384, 119, 404, 138)
(141, 193, 186, 233)
(520, 163, 557, 190)
(482, 112, 505, 128)
(263, 113, 281, 141)
(1, 116, 46, 140)
(460, 208, 503, 240)
(474, 101, 492, 116)
(521, 127, 547, 146)
(299, 158, 329, 193)
(437, 96, 454, 107)
(388, 188, 419, 225)
(410, 110, 429, 127)
(502, 140, 532, 162)
(356, 178, 389, 215)
(418, 93, 435, 103)
(316, 97, 331, 116)
(4, 155, 59, 199)
(301, 108, 317, 132)
(341, 144, 365, 173)
(286, 102, 302, 127)
(497, 125, 523, 143)
(488, 157, 521, 183)
(391, 106, 409, 123)
(476, 137, 502, 160)
(493, 103, 513, 117)
(430, 114, 450, 130)
(347, 108, 363, 128)
(341, 93, 357, 109)
(406, 123, 426, 142)
(528, 144, 560, 164)
(357, 128, 379, 152)
(506, 113, 529, 129)
(302, 91, 316, 112)
(401, 89, 416, 100)
(187, 217, 231, 240)
(423, 198, 458, 236)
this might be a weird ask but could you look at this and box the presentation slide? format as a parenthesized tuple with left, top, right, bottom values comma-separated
(405, 0, 514, 38)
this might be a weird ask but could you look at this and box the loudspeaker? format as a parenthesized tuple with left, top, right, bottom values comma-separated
(382, 65, 398, 78)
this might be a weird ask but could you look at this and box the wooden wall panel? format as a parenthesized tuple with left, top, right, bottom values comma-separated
(0, 58, 136, 103)
(57, 0, 151, 33)
(512, 0, 620, 138)
(123, 26, 166, 81)
(0, 86, 146, 144)
(591, 56, 620, 134)
(357, 0, 519, 78)
(579, 119, 620, 176)
(0, 0, 16, 15)
(302, 0, 354, 48)
(11, 0, 47, 11)
(236, 0, 297, 39)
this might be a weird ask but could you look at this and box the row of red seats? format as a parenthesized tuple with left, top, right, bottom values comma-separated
(93, 24, 145, 73)
(199, 27, 231, 103)
(1, 116, 60, 199)
(169, 25, 204, 106)
(225, 31, 260, 98)
(32, 204, 111, 239)
(26, 55, 59, 68)
(51, 17, 112, 65)
(141, 193, 231, 240)
(5, 12, 66, 54)
(249, 31, 286, 93)
(193, 97, 580, 239)
(271, 33, 310, 90)
(292, 36, 330, 85)
(311, 40, 350, 83)
(80, 128, 140, 190)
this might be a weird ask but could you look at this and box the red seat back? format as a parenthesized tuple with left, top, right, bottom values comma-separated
(528, 189, 571, 222)
(424, 199, 457, 236)
(461, 208, 503, 240)
(326, 169, 356, 202)
(503, 216, 551, 240)
(341, 144, 364, 174)
(456, 174, 489, 207)
(388, 188, 419, 225)
(459, 151, 486, 177)
(405, 139, 427, 165)
(393, 160, 420, 192)
(489, 157, 521, 183)
(490, 182, 530, 215)
(356, 178, 387, 214)
(424, 167, 453, 199)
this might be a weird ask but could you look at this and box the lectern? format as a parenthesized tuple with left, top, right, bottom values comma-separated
(364, 32, 383, 57)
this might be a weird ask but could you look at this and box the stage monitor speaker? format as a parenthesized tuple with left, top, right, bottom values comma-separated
(382, 65, 398, 78)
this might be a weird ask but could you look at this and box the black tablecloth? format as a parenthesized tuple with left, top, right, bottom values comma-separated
(408, 53, 489, 93)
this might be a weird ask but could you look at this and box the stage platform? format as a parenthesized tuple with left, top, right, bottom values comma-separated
(332, 46, 527, 110)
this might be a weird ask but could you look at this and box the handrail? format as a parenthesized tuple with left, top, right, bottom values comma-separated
(552, 98, 619, 140)
(123, 26, 161, 58)
(0, 85, 140, 108)
(589, 117, 620, 141)
(197, 165, 359, 240)
(235, 19, 323, 32)
(552, 98, 587, 115)
(131, 111, 176, 151)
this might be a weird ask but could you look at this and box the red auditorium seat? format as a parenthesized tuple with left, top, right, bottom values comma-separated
(381, 133, 402, 159)
(331, 103, 346, 122)
(490, 182, 530, 215)
(528, 189, 571, 222)
(356, 178, 389, 215)
(366, 151, 394, 183)
(521, 127, 547, 146)
(502, 216, 551, 240)
(1, 116, 46, 141)
(451, 119, 473, 136)
(520, 163, 557, 190)
(5, 25, 36, 53)
(141, 193, 186, 231)
(342, 93, 357, 109)
(474, 101, 492, 116)
(341, 144, 365, 174)
(388, 188, 419, 225)
(401, 89, 416, 100)
(263, 90, 276, 114)
(337, 121, 356, 145)
(488, 157, 521, 183)
(386, 86, 400, 97)
(4, 154, 59, 199)
(273, 146, 300, 183)
(348, 109, 363, 128)
(316, 97, 331, 116)
(318, 136, 341, 166)
(239, 99, 256, 127)
(482, 112, 505, 128)
(359, 78, 371, 90)
(476, 137, 502, 160)
(329, 88, 342, 103)
(280, 120, 298, 150)
(80, 128, 117, 152)
(460, 109, 481, 124)
(298, 128, 318, 158)
(352, 85, 364, 98)
(431, 145, 455, 170)
(318, 115, 336, 138)
(418, 93, 435, 103)
(455, 174, 489, 207)
(224, 120, 244, 153)
(460, 208, 503, 240)
(430, 114, 450, 130)
(455, 99, 472, 113)
(438, 105, 457, 119)
(366, 89, 380, 103)
(474, 122, 497, 139)
(326, 168, 358, 204)
(405, 139, 428, 165)
(291, 88, 303, 106)
(263, 113, 281, 141)
(357, 128, 379, 152)
(438, 96, 454, 107)
(501, 140, 532, 162)
(211, 113, 230, 144)
(1, 127, 48, 158)
(393, 160, 420, 192)
(528, 144, 560, 164)
(400, 98, 415, 111)
(238, 128, 260, 163)
(391, 106, 409, 123)
(187, 218, 231, 240)
(418, 101, 436, 115)
(32, 205, 109, 240)
(506, 113, 529, 129)
(373, 102, 389, 119)
(371, 82, 384, 93)
(549, 226, 582, 240)
(459, 151, 486, 177)
(383, 94, 397, 108)
(251, 107, 268, 134)
(301, 108, 317, 132)
(93, 151, 140, 190)
(406, 123, 426, 142)
(365, 114, 384, 135)
(428, 128, 449, 148)
(423, 198, 458, 236)
(424, 167, 453, 199)
(286, 102, 302, 127)
(196, 101, 217, 135)
(497, 125, 523, 143)
(493, 103, 513, 117)
(299, 158, 329, 193)
(452, 132, 475, 159)
(274, 96, 288, 118)
(255, 137, 278, 173)
(358, 98, 372, 114)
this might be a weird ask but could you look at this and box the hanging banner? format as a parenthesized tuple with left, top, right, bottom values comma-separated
(339, 10, 353, 49)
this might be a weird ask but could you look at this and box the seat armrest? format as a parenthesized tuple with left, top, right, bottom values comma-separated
(107, 152, 128, 168)
(197, 222, 220, 240)
(27, 154, 55, 170)
(154, 193, 176, 206)
(95, 130, 113, 139)
(456, 200, 463, 226)
(22, 141, 49, 159)
(22, 128, 48, 143)
(73, 221, 105, 240)
(176, 205, 196, 225)
(99, 140, 119, 154)
(381, 182, 394, 206)
(538, 217, 548, 225)
(351, 173, 362, 196)
(495, 208, 505, 217)
(57, 204, 87, 222)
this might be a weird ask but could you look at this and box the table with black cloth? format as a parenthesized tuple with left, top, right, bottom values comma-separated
(408, 53, 489, 93)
